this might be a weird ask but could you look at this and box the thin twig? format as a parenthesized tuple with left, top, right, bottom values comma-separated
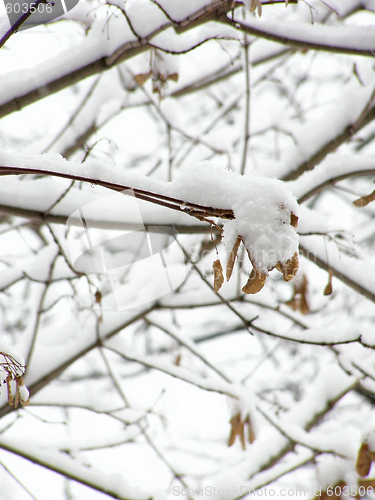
(145, 317, 232, 382)
(25, 252, 58, 366)
(44, 76, 102, 153)
(0, 0, 47, 50)
(175, 238, 256, 335)
(0, 460, 40, 500)
(240, 36, 250, 175)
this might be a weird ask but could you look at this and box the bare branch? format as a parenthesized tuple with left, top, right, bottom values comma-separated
(0, 0, 240, 120)
(220, 15, 375, 58)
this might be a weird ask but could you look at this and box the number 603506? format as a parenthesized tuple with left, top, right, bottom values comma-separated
(5, 2, 53, 14)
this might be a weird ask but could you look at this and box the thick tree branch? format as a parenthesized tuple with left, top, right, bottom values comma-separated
(1, 163, 375, 306)
(299, 242, 375, 304)
(0, 0, 239, 120)
(220, 15, 375, 58)
(282, 106, 375, 181)
(0, 0, 47, 49)
(0, 165, 234, 221)
(0, 438, 152, 500)
(0, 305, 156, 419)
(297, 168, 375, 203)
(0, 202, 213, 233)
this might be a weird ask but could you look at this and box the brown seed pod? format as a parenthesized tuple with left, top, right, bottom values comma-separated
(213, 259, 224, 293)
(276, 252, 299, 282)
(286, 274, 309, 314)
(285, 298, 299, 311)
(245, 415, 255, 444)
(6, 375, 13, 406)
(324, 269, 333, 296)
(95, 291, 102, 304)
(356, 442, 372, 477)
(353, 189, 375, 207)
(290, 212, 299, 228)
(299, 294, 309, 314)
(317, 482, 346, 500)
(134, 71, 152, 86)
(242, 267, 267, 294)
(249, 0, 262, 16)
(228, 412, 246, 450)
(226, 236, 242, 282)
(359, 479, 375, 489)
(14, 377, 20, 409)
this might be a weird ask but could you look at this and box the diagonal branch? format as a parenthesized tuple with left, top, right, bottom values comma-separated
(0, 304, 156, 419)
(0, 164, 234, 221)
(0, 437, 153, 500)
(219, 14, 375, 58)
(0, 0, 47, 50)
(282, 106, 375, 181)
(299, 241, 375, 303)
(0, 0, 240, 120)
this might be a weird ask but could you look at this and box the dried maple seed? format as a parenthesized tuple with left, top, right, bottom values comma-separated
(228, 412, 246, 450)
(213, 259, 224, 293)
(228, 413, 241, 447)
(276, 251, 299, 282)
(242, 267, 267, 294)
(316, 482, 346, 500)
(290, 212, 299, 228)
(165, 73, 179, 82)
(299, 294, 309, 315)
(245, 415, 255, 444)
(356, 442, 372, 477)
(6, 375, 14, 406)
(134, 71, 152, 86)
(286, 275, 309, 314)
(226, 236, 242, 281)
(285, 298, 299, 311)
(359, 479, 375, 489)
(14, 377, 20, 409)
(249, 0, 262, 16)
(324, 269, 333, 296)
(353, 189, 375, 207)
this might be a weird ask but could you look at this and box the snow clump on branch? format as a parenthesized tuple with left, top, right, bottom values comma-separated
(172, 162, 299, 293)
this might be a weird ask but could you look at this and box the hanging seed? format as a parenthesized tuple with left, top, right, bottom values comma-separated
(290, 213, 299, 228)
(356, 443, 372, 477)
(6, 375, 14, 406)
(226, 236, 241, 282)
(245, 415, 255, 444)
(276, 252, 299, 282)
(213, 259, 224, 293)
(353, 189, 375, 207)
(242, 267, 267, 294)
(324, 269, 333, 296)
